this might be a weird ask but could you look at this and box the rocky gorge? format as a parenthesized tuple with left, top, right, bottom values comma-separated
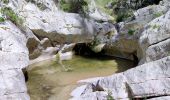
(1, 0, 170, 100)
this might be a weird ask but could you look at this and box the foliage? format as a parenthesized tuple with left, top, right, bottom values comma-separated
(60, 0, 72, 12)
(152, 24, 161, 29)
(2, 0, 9, 4)
(59, 0, 88, 14)
(0, 7, 23, 26)
(116, 12, 133, 22)
(89, 36, 101, 48)
(95, 0, 115, 16)
(154, 12, 163, 18)
(128, 29, 135, 35)
(107, 91, 114, 100)
(0, 17, 5, 23)
(37, 2, 48, 10)
(25, 0, 36, 3)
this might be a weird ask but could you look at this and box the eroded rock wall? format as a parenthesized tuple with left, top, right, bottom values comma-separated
(0, 21, 29, 99)
(71, 0, 170, 99)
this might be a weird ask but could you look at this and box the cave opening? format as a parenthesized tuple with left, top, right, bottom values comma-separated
(73, 43, 139, 67)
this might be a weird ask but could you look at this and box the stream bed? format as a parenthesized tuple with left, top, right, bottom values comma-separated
(27, 55, 134, 100)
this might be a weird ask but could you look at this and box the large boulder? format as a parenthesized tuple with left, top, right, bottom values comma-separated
(19, 1, 116, 45)
(0, 21, 29, 99)
(139, 10, 170, 63)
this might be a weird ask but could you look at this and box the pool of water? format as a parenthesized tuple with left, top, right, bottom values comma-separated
(27, 55, 134, 100)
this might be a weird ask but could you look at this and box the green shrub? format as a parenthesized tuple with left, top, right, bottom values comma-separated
(128, 29, 135, 35)
(89, 36, 101, 48)
(0, 17, 5, 23)
(0, 7, 23, 26)
(116, 12, 133, 22)
(37, 2, 48, 10)
(107, 91, 114, 100)
(154, 12, 163, 18)
(60, 3, 72, 12)
(25, 0, 36, 3)
(2, 0, 9, 4)
(59, 0, 88, 13)
(152, 24, 160, 29)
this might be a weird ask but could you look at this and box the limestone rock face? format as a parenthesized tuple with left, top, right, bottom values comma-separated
(0, 21, 29, 99)
(134, 3, 169, 25)
(71, 0, 170, 99)
(87, 0, 114, 22)
(139, 10, 170, 63)
(102, 0, 170, 60)
(18, 1, 115, 45)
(3, 0, 117, 59)
(2, 0, 170, 100)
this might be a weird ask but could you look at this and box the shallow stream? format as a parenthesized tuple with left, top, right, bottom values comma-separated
(27, 55, 134, 100)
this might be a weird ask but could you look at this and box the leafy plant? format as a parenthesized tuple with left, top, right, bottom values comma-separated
(154, 12, 163, 18)
(37, 2, 48, 10)
(0, 17, 5, 23)
(128, 29, 135, 35)
(59, 0, 88, 14)
(116, 11, 133, 22)
(107, 91, 114, 100)
(25, 0, 36, 3)
(152, 24, 161, 29)
(89, 36, 101, 48)
(2, 0, 9, 4)
(0, 7, 23, 26)
(95, 0, 115, 16)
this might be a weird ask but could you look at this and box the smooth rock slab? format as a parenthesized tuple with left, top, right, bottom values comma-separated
(0, 21, 30, 99)
(0, 93, 30, 100)
(124, 57, 170, 83)
(0, 69, 27, 96)
(145, 38, 170, 62)
(0, 52, 29, 70)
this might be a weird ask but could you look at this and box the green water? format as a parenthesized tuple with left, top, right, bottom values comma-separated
(27, 55, 133, 100)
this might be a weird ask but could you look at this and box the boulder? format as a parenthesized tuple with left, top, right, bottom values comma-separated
(40, 38, 52, 49)
(139, 10, 170, 63)
(0, 21, 29, 99)
(87, 0, 114, 22)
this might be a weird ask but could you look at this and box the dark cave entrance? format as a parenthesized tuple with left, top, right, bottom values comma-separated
(73, 43, 139, 67)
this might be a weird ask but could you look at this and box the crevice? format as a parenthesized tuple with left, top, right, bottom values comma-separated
(22, 68, 28, 82)
(149, 37, 170, 47)
(73, 43, 139, 67)
(92, 80, 104, 92)
(0, 38, 3, 51)
(125, 82, 134, 98)
(73, 43, 101, 57)
(132, 94, 169, 100)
